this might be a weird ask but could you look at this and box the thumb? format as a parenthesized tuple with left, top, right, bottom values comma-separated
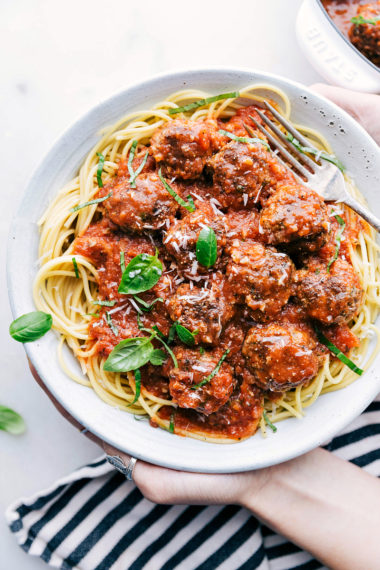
(310, 83, 380, 146)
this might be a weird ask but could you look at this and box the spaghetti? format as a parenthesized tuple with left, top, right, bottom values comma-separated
(33, 85, 380, 443)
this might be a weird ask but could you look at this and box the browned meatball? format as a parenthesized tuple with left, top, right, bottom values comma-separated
(294, 258, 363, 325)
(167, 276, 235, 345)
(164, 347, 235, 415)
(163, 202, 226, 273)
(260, 184, 330, 253)
(207, 141, 293, 208)
(349, 2, 380, 67)
(150, 119, 222, 180)
(226, 240, 294, 319)
(242, 324, 319, 391)
(104, 172, 179, 232)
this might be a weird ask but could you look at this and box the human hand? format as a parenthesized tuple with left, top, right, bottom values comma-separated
(310, 83, 380, 146)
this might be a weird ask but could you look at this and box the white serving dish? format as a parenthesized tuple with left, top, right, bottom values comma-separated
(297, 0, 380, 92)
(7, 68, 380, 472)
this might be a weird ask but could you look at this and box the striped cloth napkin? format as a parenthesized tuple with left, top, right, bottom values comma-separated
(6, 395, 380, 570)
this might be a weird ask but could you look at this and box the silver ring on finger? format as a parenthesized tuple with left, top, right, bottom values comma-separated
(106, 454, 137, 481)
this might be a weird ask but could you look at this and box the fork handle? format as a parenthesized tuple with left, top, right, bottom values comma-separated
(343, 195, 380, 233)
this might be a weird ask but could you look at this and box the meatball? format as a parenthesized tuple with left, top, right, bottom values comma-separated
(207, 141, 293, 208)
(163, 202, 226, 273)
(104, 172, 179, 232)
(164, 347, 235, 415)
(167, 277, 235, 345)
(150, 118, 222, 179)
(294, 258, 363, 325)
(226, 240, 294, 319)
(260, 184, 330, 253)
(242, 324, 319, 391)
(349, 2, 380, 67)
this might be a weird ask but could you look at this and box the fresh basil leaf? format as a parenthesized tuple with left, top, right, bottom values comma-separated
(103, 336, 154, 372)
(158, 169, 196, 212)
(196, 226, 218, 268)
(156, 337, 178, 368)
(169, 91, 239, 115)
(97, 152, 105, 188)
(9, 311, 53, 343)
(219, 129, 270, 150)
(149, 349, 167, 366)
(128, 369, 141, 406)
(70, 191, 113, 213)
(199, 347, 205, 355)
(192, 349, 230, 389)
(175, 323, 199, 346)
(118, 250, 163, 295)
(133, 295, 163, 312)
(0, 405, 26, 435)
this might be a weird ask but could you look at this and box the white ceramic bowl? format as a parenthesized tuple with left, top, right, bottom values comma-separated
(297, 0, 380, 92)
(7, 68, 380, 472)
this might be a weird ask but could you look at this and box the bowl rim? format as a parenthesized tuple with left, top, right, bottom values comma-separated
(316, 0, 380, 75)
(7, 66, 380, 472)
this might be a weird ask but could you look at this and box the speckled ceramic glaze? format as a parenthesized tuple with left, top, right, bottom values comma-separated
(7, 68, 380, 472)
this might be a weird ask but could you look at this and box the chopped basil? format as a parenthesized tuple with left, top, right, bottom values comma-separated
(196, 226, 218, 268)
(105, 312, 118, 336)
(152, 324, 167, 341)
(168, 323, 177, 344)
(175, 323, 199, 346)
(169, 410, 175, 433)
(72, 257, 80, 278)
(149, 349, 167, 365)
(219, 129, 270, 150)
(128, 369, 141, 406)
(120, 251, 126, 273)
(118, 250, 163, 295)
(96, 152, 105, 188)
(327, 214, 346, 272)
(69, 191, 113, 213)
(133, 295, 164, 312)
(351, 15, 380, 25)
(9, 311, 53, 343)
(92, 299, 117, 307)
(286, 133, 345, 172)
(192, 349, 230, 389)
(156, 336, 178, 368)
(128, 140, 149, 188)
(314, 326, 363, 375)
(263, 411, 277, 433)
(0, 405, 26, 435)
(104, 336, 155, 372)
(199, 347, 205, 355)
(169, 91, 240, 115)
(158, 169, 196, 212)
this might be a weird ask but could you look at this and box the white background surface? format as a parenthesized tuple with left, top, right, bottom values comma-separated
(1, 0, 322, 567)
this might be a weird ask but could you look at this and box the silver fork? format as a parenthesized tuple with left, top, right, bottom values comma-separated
(246, 101, 380, 233)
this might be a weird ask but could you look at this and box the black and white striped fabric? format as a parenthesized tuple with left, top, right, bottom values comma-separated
(6, 394, 380, 570)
